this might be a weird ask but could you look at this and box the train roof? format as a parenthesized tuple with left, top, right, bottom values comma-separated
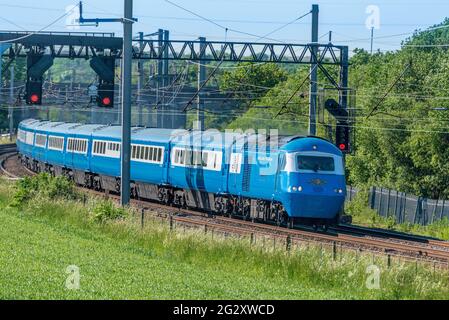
(131, 128, 176, 144)
(91, 126, 176, 143)
(281, 136, 342, 156)
(67, 124, 106, 135)
(91, 125, 121, 139)
(170, 130, 237, 149)
(19, 119, 41, 129)
(18, 120, 341, 155)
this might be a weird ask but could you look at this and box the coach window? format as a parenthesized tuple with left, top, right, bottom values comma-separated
(185, 150, 193, 166)
(132, 145, 136, 159)
(48, 136, 64, 151)
(174, 149, 181, 164)
(108, 142, 119, 152)
(25, 132, 34, 145)
(180, 150, 185, 165)
(179, 149, 185, 164)
(202, 152, 209, 167)
(144, 147, 148, 160)
(35, 134, 47, 147)
(139, 146, 144, 160)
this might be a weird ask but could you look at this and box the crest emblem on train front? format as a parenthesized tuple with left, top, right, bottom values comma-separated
(309, 179, 327, 186)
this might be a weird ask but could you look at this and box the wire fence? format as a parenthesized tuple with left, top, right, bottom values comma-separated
(346, 185, 358, 202)
(347, 186, 449, 226)
(369, 187, 449, 226)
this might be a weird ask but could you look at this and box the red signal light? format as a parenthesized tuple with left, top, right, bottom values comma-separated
(30, 94, 40, 103)
(102, 97, 112, 106)
(339, 143, 347, 151)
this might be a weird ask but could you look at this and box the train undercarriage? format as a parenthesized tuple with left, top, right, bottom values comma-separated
(20, 155, 343, 229)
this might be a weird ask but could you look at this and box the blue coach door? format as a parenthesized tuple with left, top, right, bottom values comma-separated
(87, 134, 92, 173)
(274, 152, 286, 198)
(68, 136, 75, 169)
(185, 144, 198, 191)
(228, 144, 242, 194)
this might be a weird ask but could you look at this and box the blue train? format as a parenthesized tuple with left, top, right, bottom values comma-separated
(17, 119, 347, 227)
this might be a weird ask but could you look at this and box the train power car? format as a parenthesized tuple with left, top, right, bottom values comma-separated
(17, 119, 347, 228)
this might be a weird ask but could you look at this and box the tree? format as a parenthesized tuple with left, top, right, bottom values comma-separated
(345, 20, 449, 199)
(207, 63, 287, 130)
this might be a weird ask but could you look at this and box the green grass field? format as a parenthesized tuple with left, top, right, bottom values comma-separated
(1, 176, 449, 300)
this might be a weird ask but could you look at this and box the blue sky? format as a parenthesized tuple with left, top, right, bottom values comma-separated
(0, 0, 447, 52)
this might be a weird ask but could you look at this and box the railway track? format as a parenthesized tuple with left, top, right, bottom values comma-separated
(143, 201, 449, 265)
(99, 190, 449, 266)
(3, 150, 449, 267)
(0, 144, 21, 180)
(333, 224, 449, 249)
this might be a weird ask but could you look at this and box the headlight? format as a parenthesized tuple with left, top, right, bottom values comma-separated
(290, 186, 303, 192)
(335, 188, 344, 194)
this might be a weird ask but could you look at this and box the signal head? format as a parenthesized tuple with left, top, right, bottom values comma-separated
(102, 97, 112, 106)
(30, 94, 40, 104)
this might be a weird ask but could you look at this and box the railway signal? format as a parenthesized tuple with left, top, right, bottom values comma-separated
(97, 83, 114, 108)
(325, 99, 351, 153)
(26, 80, 43, 105)
(25, 54, 54, 106)
(90, 56, 115, 108)
(336, 122, 350, 152)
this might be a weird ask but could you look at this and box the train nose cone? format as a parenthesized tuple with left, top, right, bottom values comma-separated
(286, 194, 345, 219)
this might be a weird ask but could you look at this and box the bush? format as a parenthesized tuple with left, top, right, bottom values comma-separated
(91, 199, 128, 224)
(11, 173, 79, 208)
